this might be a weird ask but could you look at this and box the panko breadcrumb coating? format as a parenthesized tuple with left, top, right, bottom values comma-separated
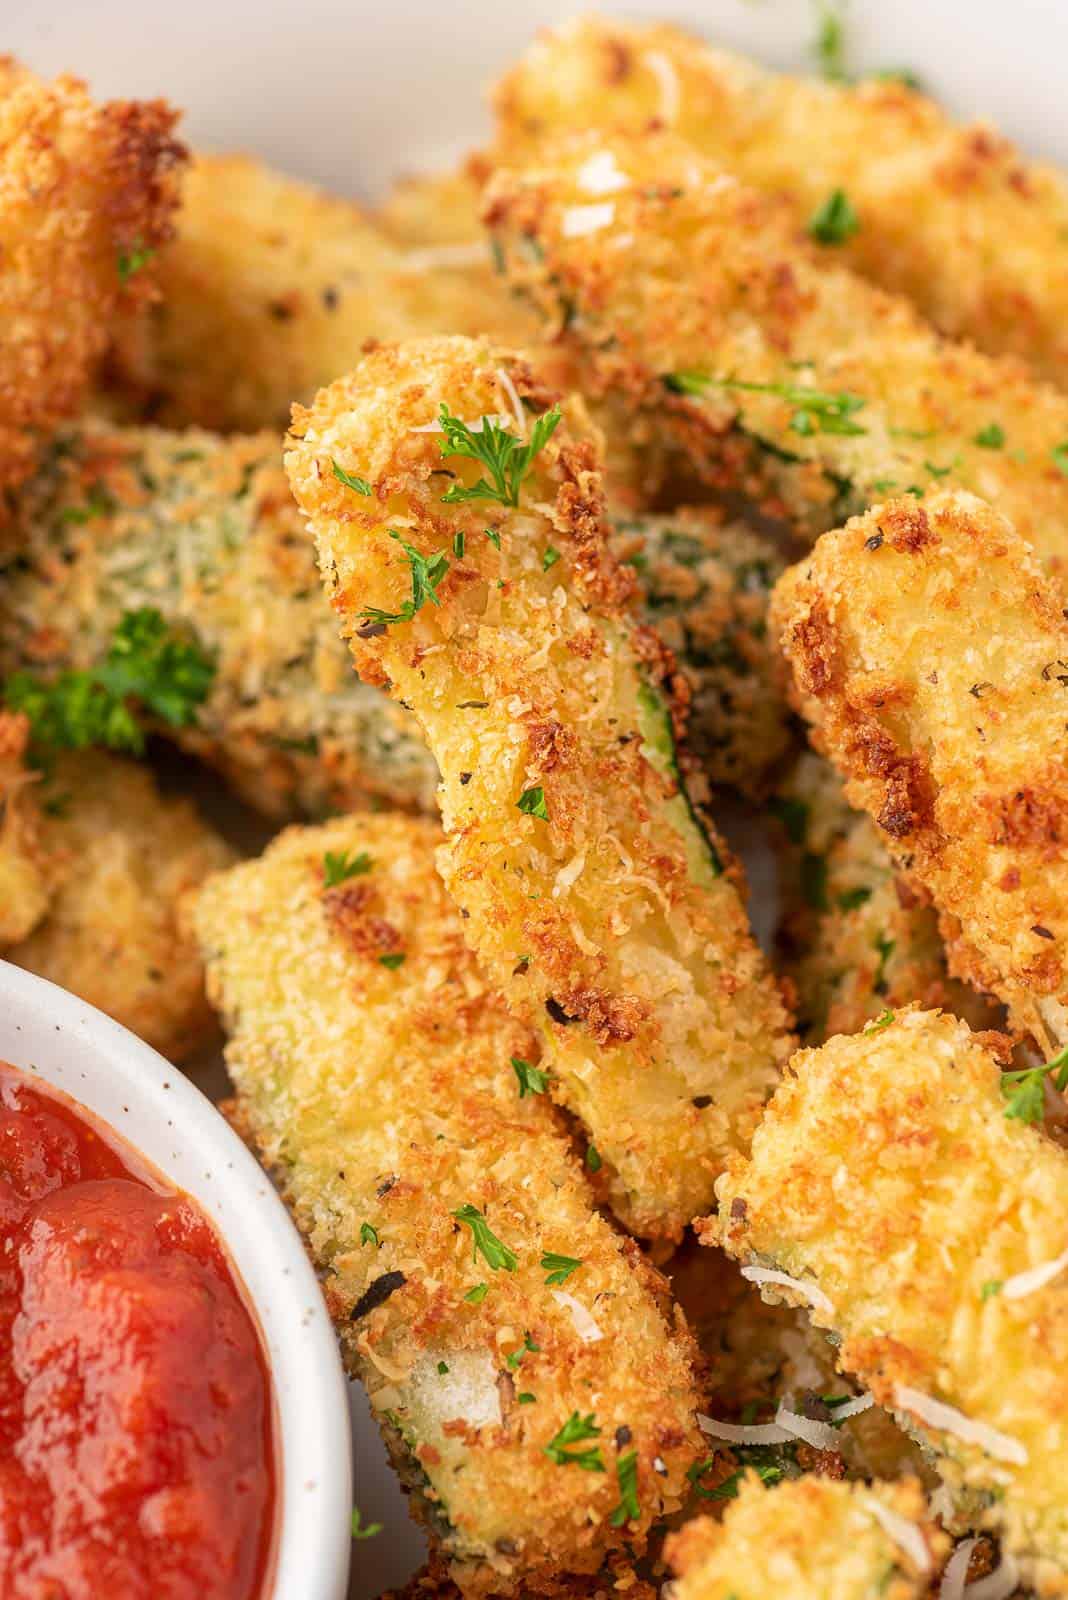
(6, 752, 233, 1060)
(285, 336, 794, 1240)
(666, 1474, 946, 1600)
(770, 491, 1068, 1050)
(0, 58, 184, 500)
(484, 131, 1068, 580)
(0, 711, 59, 944)
(110, 153, 539, 433)
(612, 511, 793, 797)
(713, 1007, 1068, 1592)
(193, 815, 703, 1594)
(0, 422, 436, 819)
(773, 753, 997, 1042)
(493, 15, 1068, 390)
(382, 1558, 659, 1600)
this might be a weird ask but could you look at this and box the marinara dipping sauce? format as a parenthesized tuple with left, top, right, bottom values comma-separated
(0, 1059, 275, 1598)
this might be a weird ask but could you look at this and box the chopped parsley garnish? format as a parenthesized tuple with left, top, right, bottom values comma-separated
(437, 1360, 449, 1374)
(324, 849, 372, 887)
(609, 1449, 640, 1526)
(506, 1333, 540, 1370)
(837, 885, 872, 911)
(452, 530, 466, 558)
(542, 547, 562, 572)
(484, 527, 501, 549)
(358, 532, 449, 627)
(544, 1411, 605, 1471)
(585, 1145, 602, 1174)
(379, 953, 406, 970)
(5, 607, 214, 757)
(981, 1280, 1002, 1300)
(517, 785, 549, 820)
(813, 1, 849, 81)
(518, 1392, 537, 1404)
(331, 459, 373, 495)
(117, 241, 155, 284)
(1052, 442, 1068, 477)
(351, 1508, 383, 1540)
(464, 1283, 489, 1304)
(437, 402, 561, 508)
(974, 424, 1005, 450)
(512, 1057, 549, 1097)
(359, 1222, 380, 1248)
(808, 189, 859, 245)
(665, 372, 866, 437)
(864, 1009, 895, 1034)
(541, 1252, 582, 1287)
(1000, 1045, 1068, 1123)
(874, 66, 923, 89)
(453, 1204, 518, 1272)
(688, 1451, 785, 1502)
(59, 483, 116, 525)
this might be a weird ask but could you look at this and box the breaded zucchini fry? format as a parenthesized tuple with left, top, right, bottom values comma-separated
(0, 421, 436, 818)
(193, 815, 703, 1593)
(0, 59, 184, 498)
(773, 753, 997, 1042)
(285, 336, 794, 1240)
(666, 1475, 945, 1600)
(485, 132, 1068, 577)
(713, 1008, 1068, 1590)
(5, 752, 232, 1060)
(0, 711, 59, 943)
(611, 511, 793, 797)
(111, 153, 539, 433)
(770, 491, 1068, 1048)
(669, 1242, 931, 1489)
(493, 16, 1068, 390)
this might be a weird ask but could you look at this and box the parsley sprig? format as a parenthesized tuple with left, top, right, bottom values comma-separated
(544, 1411, 605, 1471)
(665, 372, 867, 437)
(351, 1508, 382, 1541)
(359, 532, 449, 627)
(512, 1057, 549, 1097)
(808, 189, 859, 245)
(541, 1252, 583, 1287)
(438, 402, 561, 508)
(609, 1450, 640, 1526)
(5, 608, 214, 756)
(324, 849, 372, 887)
(453, 1203, 518, 1272)
(1001, 1045, 1068, 1123)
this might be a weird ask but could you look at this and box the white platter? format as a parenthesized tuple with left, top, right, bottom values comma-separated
(6, 1, 1068, 1595)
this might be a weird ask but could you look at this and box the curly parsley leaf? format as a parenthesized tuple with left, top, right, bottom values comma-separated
(351, 1508, 382, 1541)
(378, 953, 406, 970)
(974, 424, 1005, 450)
(324, 849, 372, 887)
(665, 372, 866, 437)
(506, 1332, 540, 1371)
(541, 1252, 582, 1287)
(453, 1203, 518, 1272)
(117, 241, 155, 284)
(517, 785, 549, 820)
(1001, 1046, 1068, 1123)
(464, 1283, 489, 1304)
(544, 1411, 605, 1471)
(360, 1222, 380, 1248)
(359, 532, 449, 627)
(5, 608, 214, 756)
(438, 402, 561, 508)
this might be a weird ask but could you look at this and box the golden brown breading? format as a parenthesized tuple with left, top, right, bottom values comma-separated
(611, 511, 793, 798)
(5, 752, 232, 1060)
(484, 131, 1068, 579)
(0, 711, 59, 943)
(666, 1474, 945, 1600)
(382, 1557, 659, 1600)
(193, 815, 703, 1594)
(0, 58, 184, 500)
(110, 153, 539, 433)
(376, 167, 490, 249)
(285, 336, 794, 1240)
(770, 490, 1068, 1050)
(712, 1008, 1068, 1592)
(0, 422, 436, 819)
(772, 753, 998, 1042)
(493, 15, 1068, 390)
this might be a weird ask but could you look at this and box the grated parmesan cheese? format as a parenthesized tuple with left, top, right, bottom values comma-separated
(1000, 1242, 1068, 1299)
(867, 1496, 931, 1574)
(645, 50, 681, 124)
(575, 149, 629, 196)
(561, 202, 616, 239)
(894, 1385, 1028, 1466)
(741, 1263, 834, 1314)
(551, 1289, 603, 1342)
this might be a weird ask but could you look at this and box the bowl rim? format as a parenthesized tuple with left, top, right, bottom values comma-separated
(0, 958, 353, 1600)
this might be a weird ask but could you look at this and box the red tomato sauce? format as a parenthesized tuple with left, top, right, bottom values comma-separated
(0, 1060, 275, 1599)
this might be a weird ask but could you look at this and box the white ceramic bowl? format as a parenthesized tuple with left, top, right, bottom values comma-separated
(0, 959, 353, 1600)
